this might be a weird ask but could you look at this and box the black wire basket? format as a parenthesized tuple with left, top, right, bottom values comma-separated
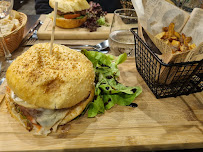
(131, 28, 203, 98)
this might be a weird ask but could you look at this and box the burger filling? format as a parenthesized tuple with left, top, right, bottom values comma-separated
(10, 90, 69, 135)
(57, 10, 87, 19)
(8, 89, 90, 135)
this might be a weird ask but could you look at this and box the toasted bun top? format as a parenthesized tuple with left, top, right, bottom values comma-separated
(6, 43, 95, 109)
(49, 0, 90, 13)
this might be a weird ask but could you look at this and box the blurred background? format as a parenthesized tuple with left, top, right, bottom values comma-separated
(14, 0, 203, 15)
(171, 0, 203, 12)
(13, 0, 35, 15)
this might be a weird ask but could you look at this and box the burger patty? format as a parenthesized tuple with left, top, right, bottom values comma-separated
(57, 10, 87, 16)
(16, 104, 41, 121)
(14, 103, 35, 131)
(14, 103, 39, 131)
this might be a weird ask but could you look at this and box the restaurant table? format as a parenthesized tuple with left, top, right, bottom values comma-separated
(0, 15, 202, 152)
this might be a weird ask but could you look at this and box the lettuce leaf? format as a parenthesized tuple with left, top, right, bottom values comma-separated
(81, 50, 142, 118)
(97, 16, 109, 26)
(75, 16, 85, 19)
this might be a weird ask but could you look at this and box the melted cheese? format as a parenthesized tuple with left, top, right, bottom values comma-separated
(36, 108, 68, 130)
(11, 91, 39, 109)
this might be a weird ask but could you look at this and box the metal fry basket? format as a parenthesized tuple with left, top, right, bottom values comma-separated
(131, 28, 203, 98)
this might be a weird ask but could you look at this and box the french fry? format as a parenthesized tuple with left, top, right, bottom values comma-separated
(184, 37, 192, 46)
(162, 32, 169, 40)
(155, 22, 196, 53)
(169, 36, 178, 42)
(155, 32, 165, 39)
(174, 31, 180, 39)
(162, 27, 168, 32)
(189, 43, 196, 50)
(168, 22, 175, 38)
(180, 44, 187, 52)
(171, 40, 180, 48)
(181, 33, 186, 44)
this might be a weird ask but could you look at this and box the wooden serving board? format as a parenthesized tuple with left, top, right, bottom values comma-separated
(37, 14, 113, 40)
(0, 58, 203, 151)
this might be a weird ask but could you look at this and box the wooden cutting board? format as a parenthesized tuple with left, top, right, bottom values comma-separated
(37, 14, 113, 40)
(0, 58, 203, 151)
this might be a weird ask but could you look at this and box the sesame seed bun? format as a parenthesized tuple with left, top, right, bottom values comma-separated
(6, 43, 95, 109)
(49, 0, 90, 13)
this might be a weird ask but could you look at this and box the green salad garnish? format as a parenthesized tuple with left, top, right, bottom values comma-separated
(97, 16, 109, 26)
(81, 50, 142, 118)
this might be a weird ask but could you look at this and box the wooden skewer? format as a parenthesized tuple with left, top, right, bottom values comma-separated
(49, 1, 58, 55)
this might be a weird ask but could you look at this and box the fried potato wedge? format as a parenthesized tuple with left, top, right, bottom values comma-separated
(171, 40, 180, 48)
(155, 32, 165, 39)
(155, 22, 196, 53)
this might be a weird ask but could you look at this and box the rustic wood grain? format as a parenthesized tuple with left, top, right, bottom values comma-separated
(0, 57, 202, 151)
(0, 15, 202, 151)
(37, 14, 114, 40)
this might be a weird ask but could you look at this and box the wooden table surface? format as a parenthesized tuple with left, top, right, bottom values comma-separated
(0, 15, 202, 152)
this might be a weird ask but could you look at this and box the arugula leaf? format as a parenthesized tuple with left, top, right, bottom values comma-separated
(81, 50, 142, 117)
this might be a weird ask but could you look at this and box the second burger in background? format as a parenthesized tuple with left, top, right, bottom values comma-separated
(49, 0, 90, 28)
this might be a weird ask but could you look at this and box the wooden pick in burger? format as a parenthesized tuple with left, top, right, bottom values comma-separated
(49, 1, 58, 55)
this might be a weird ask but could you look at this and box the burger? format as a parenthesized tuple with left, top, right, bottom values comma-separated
(5, 43, 95, 135)
(49, 0, 90, 28)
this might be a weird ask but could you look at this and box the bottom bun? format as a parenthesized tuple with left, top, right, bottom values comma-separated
(5, 86, 95, 135)
(59, 86, 94, 125)
(54, 16, 87, 29)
